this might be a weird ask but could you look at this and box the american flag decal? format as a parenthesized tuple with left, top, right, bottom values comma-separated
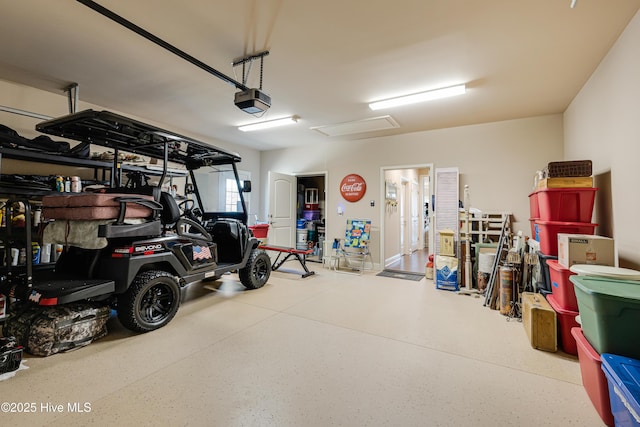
(193, 245, 212, 260)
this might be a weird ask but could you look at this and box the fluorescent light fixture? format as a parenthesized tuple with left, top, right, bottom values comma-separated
(369, 84, 466, 110)
(238, 116, 298, 132)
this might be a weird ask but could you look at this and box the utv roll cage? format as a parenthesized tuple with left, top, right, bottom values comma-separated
(36, 109, 249, 223)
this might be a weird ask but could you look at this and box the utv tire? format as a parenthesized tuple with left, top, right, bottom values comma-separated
(239, 250, 271, 289)
(117, 270, 181, 333)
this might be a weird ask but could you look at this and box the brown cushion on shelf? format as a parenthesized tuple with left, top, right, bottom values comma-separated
(42, 193, 154, 220)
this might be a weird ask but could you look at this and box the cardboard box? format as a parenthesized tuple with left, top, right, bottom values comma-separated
(522, 292, 557, 352)
(536, 177, 593, 189)
(557, 234, 615, 268)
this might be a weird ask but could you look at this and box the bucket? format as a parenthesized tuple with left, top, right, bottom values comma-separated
(499, 266, 514, 315)
(296, 229, 308, 250)
(478, 252, 496, 273)
(425, 261, 434, 280)
(248, 224, 269, 238)
(297, 219, 307, 229)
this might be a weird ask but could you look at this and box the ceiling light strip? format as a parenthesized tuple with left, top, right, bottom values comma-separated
(369, 84, 466, 110)
(238, 116, 299, 132)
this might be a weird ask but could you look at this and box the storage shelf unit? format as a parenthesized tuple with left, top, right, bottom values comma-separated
(0, 146, 187, 192)
(0, 145, 188, 321)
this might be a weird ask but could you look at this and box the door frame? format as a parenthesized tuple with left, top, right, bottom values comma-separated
(409, 177, 421, 253)
(380, 163, 434, 267)
(294, 170, 328, 255)
(267, 169, 329, 248)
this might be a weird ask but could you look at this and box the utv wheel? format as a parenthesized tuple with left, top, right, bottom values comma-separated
(117, 270, 181, 333)
(239, 250, 271, 289)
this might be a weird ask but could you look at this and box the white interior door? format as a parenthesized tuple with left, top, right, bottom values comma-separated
(268, 171, 296, 247)
(410, 180, 420, 252)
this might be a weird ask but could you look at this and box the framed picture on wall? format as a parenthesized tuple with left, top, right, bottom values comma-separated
(385, 181, 397, 201)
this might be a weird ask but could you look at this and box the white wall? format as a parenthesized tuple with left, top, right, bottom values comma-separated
(1, 80, 571, 269)
(564, 9, 640, 268)
(261, 114, 564, 265)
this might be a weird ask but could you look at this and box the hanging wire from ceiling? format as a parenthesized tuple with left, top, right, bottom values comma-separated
(232, 51, 270, 90)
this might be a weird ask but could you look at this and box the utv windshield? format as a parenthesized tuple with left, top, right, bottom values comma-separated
(191, 163, 247, 222)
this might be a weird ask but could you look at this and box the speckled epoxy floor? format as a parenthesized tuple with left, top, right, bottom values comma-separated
(1, 265, 603, 426)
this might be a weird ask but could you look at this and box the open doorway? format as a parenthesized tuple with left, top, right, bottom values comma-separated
(380, 164, 433, 274)
(296, 174, 326, 263)
(267, 171, 327, 263)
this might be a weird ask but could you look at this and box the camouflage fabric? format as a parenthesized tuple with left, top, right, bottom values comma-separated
(5, 302, 110, 357)
(4, 303, 43, 348)
(0, 336, 18, 352)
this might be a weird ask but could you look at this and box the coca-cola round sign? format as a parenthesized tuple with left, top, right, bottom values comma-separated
(340, 174, 366, 202)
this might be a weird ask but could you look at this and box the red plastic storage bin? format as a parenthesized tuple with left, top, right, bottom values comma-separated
(571, 327, 614, 427)
(530, 187, 597, 222)
(248, 224, 269, 238)
(547, 259, 578, 311)
(529, 192, 540, 220)
(547, 293, 579, 355)
(529, 218, 538, 240)
(534, 220, 597, 256)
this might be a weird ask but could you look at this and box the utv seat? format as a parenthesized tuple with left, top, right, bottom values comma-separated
(158, 191, 212, 241)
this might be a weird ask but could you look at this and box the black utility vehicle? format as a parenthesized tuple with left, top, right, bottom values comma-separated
(1, 110, 271, 332)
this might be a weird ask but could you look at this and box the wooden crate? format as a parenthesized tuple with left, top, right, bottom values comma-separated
(536, 177, 593, 189)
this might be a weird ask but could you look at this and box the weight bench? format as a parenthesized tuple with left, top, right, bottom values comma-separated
(259, 244, 315, 278)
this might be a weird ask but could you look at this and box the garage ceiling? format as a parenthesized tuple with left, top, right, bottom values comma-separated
(1, 0, 639, 151)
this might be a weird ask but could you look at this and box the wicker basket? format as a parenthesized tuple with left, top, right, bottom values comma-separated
(544, 160, 592, 178)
